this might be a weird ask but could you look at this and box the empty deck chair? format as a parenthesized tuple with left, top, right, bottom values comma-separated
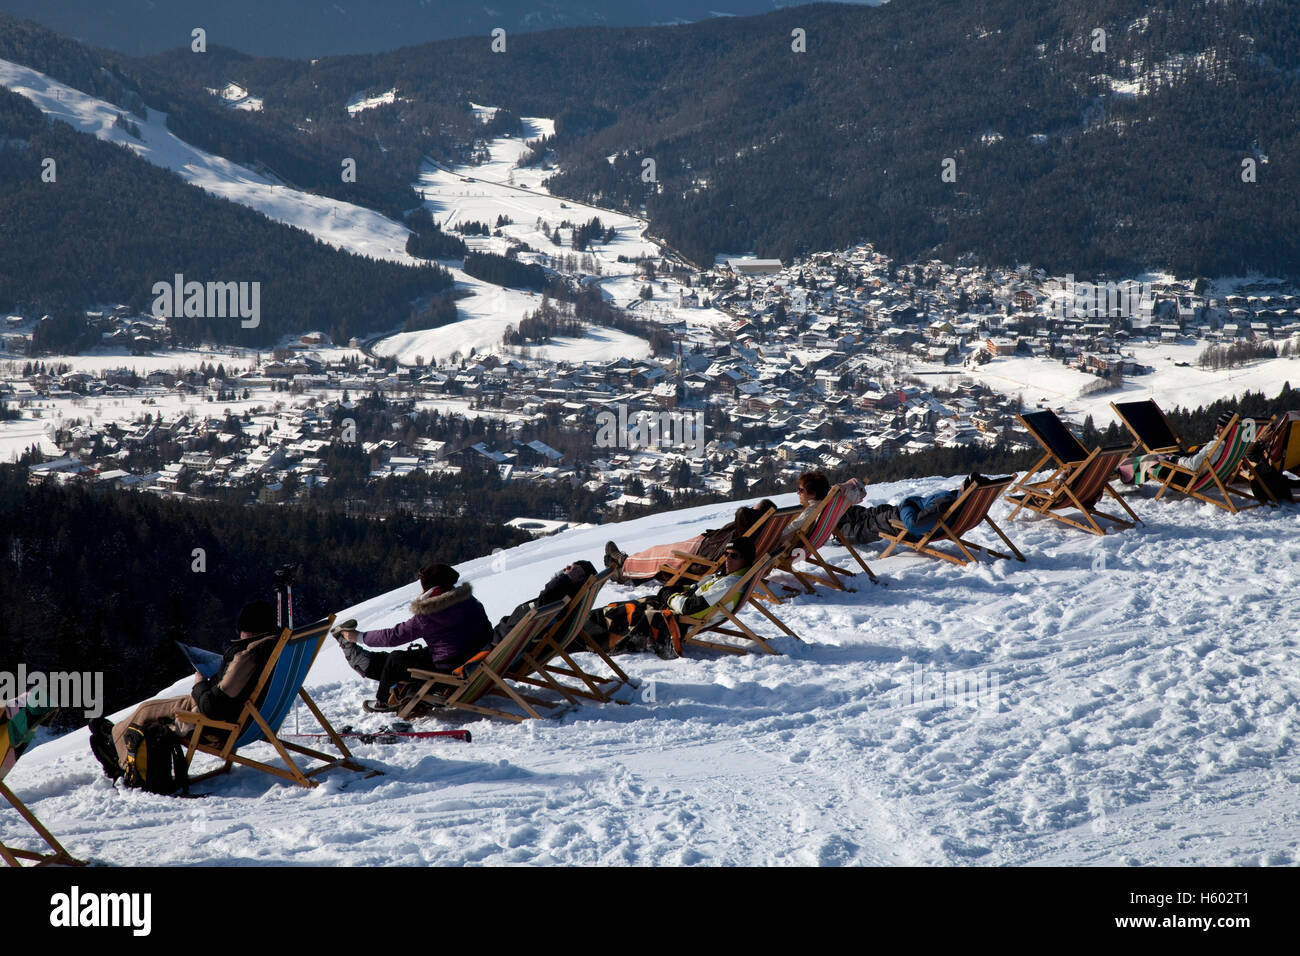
(1007, 411, 1141, 535)
(675, 551, 802, 655)
(399, 601, 567, 722)
(507, 570, 633, 706)
(879, 475, 1025, 565)
(177, 615, 369, 788)
(1137, 414, 1260, 513)
(1, 694, 85, 866)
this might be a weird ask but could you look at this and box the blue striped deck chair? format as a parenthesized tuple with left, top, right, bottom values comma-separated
(2, 693, 85, 866)
(177, 615, 369, 788)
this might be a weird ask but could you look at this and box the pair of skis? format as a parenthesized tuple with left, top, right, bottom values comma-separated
(289, 723, 471, 745)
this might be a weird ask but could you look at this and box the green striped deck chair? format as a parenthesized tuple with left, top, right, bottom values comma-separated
(177, 614, 369, 788)
(400, 601, 567, 722)
(880, 475, 1025, 566)
(677, 551, 802, 656)
(507, 570, 634, 706)
(2, 693, 84, 866)
(1008, 414, 1141, 535)
(1145, 415, 1261, 513)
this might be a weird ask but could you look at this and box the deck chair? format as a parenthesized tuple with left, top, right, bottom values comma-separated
(1, 694, 85, 866)
(772, 486, 877, 596)
(1111, 399, 1186, 457)
(1007, 411, 1141, 535)
(398, 601, 567, 722)
(879, 475, 1025, 565)
(675, 551, 802, 656)
(507, 570, 634, 706)
(659, 504, 799, 587)
(1139, 414, 1261, 513)
(177, 615, 369, 788)
(1241, 411, 1300, 503)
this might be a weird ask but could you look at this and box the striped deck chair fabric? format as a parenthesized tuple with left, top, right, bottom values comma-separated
(2, 693, 84, 866)
(677, 552, 801, 656)
(400, 601, 566, 722)
(1144, 416, 1260, 513)
(178, 615, 368, 788)
(880, 476, 1025, 566)
(774, 487, 871, 594)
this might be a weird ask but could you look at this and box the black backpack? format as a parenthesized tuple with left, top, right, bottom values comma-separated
(122, 721, 190, 796)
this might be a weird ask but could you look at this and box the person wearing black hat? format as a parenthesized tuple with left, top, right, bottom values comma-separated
(1118, 410, 1238, 485)
(333, 562, 492, 711)
(488, 559, 598, 646)
(588, 537, 757, 659)
(89, 599, 283, 779)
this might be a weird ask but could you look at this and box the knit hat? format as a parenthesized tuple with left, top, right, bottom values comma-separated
(236, 599, 277, 635)
(419, 563, 459, 592)
(1216, 411, 1234, 428)
(725, 537, 756, 563)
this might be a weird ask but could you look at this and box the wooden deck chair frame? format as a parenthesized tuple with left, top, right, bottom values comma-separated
(675, 552, 802, 656)
(879, 476, 1025, 566)
(1008, 412, 1141, 535)
(2, 703, 85, 867)
(1110, 399, 1186, 457)
(399, 602, 567, 723)
(177, 615, 369, 788)
(772, 487, 876, 595)
(1, 780, 85, 867)
(1141, 414, 1261, 514)
(508, 571, 634, 707)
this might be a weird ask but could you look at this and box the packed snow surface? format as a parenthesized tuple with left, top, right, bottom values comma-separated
(10, 476, 1300, 866)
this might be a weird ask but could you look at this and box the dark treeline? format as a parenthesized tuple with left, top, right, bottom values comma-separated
(463, 251, 549, 290)
(0, 463, 528, 728)
(0, 88, 452, 348)
(404, 208, 468, 260)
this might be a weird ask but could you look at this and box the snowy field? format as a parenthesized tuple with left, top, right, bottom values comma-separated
(926, 341, 1300, 424)
(9, 475, 1300, 866)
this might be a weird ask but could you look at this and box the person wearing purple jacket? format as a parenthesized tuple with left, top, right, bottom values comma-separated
(333, 562, 492, 712)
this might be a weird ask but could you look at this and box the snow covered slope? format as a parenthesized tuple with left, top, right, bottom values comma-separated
(0, 58, 647, 365)
(9, 475, 1300, 866)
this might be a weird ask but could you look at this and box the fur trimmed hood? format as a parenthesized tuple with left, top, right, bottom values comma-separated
(410, 582, 474, 617)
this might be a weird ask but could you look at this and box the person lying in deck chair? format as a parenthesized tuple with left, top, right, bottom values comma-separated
(488, 560, 598, 646)
(836, 476, 996, 545)
(590, 537, 756, 659)
(333, 563, 492, 713)
(604, 499, 777, 584)
(88, 600, 281, 780)
(1117, 411, 1234, 485)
